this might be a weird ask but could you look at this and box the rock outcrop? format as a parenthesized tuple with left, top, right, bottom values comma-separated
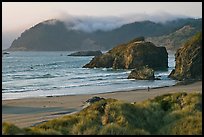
(83, 37, 168, 70)
(127, 66, 155, 80)
(2, 52, 10, 55)
(68, 50, 102, 56)
(169, 32, 202, 81)
(85, 96, 105, 104)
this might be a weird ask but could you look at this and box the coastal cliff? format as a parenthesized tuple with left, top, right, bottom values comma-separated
(169, 32, 202, 81)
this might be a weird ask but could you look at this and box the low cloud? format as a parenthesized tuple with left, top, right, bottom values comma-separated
(2, 12, 191, 49)
(56, 12, 190, 32)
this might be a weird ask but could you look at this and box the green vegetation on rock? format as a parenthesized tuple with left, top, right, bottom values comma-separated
(2, 92, 202, 135)
(83, 37, 168, 70)
(147, 23, 202, 51)
(169, 32, 202, 81)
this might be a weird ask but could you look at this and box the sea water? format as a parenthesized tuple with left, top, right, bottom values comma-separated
(2, 51, 176, 100)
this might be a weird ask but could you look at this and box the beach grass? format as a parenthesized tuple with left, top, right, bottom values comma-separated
(2, 92, 202, 135)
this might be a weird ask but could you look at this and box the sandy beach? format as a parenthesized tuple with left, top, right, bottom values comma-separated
(2, 81, 202, 128)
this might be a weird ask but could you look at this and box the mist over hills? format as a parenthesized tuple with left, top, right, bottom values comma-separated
(7, 17, 202, 51)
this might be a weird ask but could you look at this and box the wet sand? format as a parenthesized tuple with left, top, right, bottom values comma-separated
(2, 81, 202, 128)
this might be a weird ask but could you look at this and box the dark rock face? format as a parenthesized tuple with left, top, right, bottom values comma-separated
(85, 96, 105, 104)
(169, 32, 202, 81)
(68, 50, 102, 56)
(128, 66, 155, 80)
(2, 52, 10, 55)
(83, 38, 168, 70)
(84, 53, 114, 68)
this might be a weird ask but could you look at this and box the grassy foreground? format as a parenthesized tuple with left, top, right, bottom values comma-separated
(2, 92, 202, 135)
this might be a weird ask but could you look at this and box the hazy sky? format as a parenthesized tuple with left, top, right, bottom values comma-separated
(2, 2, 202, 33)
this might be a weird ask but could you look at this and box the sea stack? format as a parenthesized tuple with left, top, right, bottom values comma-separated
(83, 37, 168, 70)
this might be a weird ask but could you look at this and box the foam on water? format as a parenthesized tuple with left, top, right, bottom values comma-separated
(2, 51, 177, 100)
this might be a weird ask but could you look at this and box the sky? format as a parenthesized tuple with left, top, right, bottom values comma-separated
(2, 2, 202, 49)
(2, 2, 202, 33)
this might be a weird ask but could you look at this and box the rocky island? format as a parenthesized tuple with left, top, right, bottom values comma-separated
(68, 50, 102, 56)
(83, 37, 168, 71)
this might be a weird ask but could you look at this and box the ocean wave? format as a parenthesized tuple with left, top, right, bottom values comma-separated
(63, 79, 128, 88)
(89, 77, 109, 81)
(64, 83, 93, 88)
(155, 72, 171, 76)
(26, 74, 56, 79)
(30, 61, 73, 69)
(68, 76, 88, 80)
(68, 72, 127, 80)
(33, 62, 58, 67)
(2, 51, 177, 100)
(2, 88, 35, 93)
(38, 74, 56, 79)
(11, 74, 56, 80)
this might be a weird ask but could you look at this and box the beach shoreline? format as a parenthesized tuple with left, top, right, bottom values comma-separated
(2, 81, 202, 128)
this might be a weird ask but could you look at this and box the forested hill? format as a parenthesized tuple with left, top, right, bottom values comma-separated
(7, 18, 202, 51)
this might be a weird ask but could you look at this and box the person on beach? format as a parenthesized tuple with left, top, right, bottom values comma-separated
(148, 87, 150, 92)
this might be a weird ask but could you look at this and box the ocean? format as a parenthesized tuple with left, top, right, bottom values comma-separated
(2, 51, 177, 100)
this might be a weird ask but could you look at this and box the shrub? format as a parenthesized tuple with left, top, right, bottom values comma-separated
(3, 92, 201, 135)
(2, 122, 24, 135)
(158, 113, 202, 135)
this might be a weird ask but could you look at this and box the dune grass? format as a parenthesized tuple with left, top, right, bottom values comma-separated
(2, 92, 202, 135)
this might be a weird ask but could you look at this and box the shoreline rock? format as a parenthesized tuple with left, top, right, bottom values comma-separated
(168, 32, 202, 81)
(2, 52, 10, 55)
(127, 66, 155, 80)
